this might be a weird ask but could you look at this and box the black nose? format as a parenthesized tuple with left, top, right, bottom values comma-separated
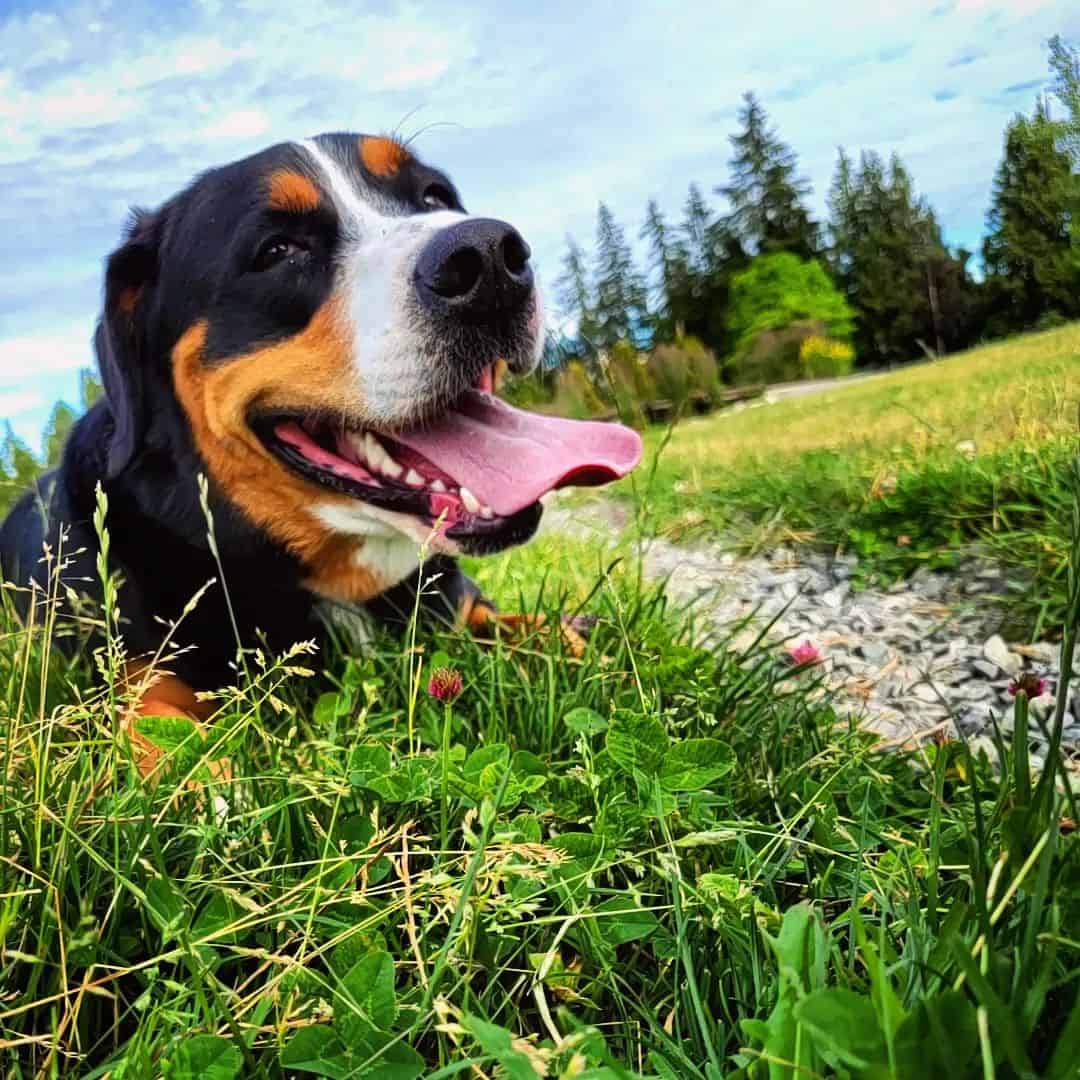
(414, 218, 533, 320)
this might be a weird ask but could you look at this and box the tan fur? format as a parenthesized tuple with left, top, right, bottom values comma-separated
(170, 310, 385, 604)
(359, 135, 411, 178)
(267, 170, 321, 214)
(117, 286, 142, 316)
(121, 662, 217, 780)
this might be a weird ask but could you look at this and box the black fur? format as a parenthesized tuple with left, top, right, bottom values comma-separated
(0, 133, 521, 693)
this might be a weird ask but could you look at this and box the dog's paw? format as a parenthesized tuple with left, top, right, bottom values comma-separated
(464, 605, 595, 658)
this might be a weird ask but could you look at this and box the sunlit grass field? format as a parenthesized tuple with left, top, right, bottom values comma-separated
(601, 324, 1080, 636)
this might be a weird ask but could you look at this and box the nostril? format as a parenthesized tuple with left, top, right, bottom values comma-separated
(431, 247, 484, 299)
(501, 231, 531, 277)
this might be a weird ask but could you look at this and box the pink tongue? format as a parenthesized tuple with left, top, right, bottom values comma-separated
(394, 391, 643, 518)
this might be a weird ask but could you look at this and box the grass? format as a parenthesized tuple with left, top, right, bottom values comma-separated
(2, 455, 1080, 1078)
(613, 323, 1080, 637)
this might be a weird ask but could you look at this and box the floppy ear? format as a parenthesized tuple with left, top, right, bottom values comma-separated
(96, 208, 161, 478)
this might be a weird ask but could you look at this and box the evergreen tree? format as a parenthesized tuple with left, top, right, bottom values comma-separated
(591, 202, 648, 350)
(827, 149, 981, 364)
(640, 199, 680, 341)
(982, 101, 1080, 333)
(668, 185, 748, 356)
(1049, 34, 1080, 163)
(43, 401, 77, 468)
(554, 235, 600, 352)
(79, 368, 104, 411)
(0, 422, 42, 517)
(719, 93, 819, 260)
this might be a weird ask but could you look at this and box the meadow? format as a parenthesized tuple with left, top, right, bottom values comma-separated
(2, 325, 1080, 1077)
(623, 323, 1080, 638)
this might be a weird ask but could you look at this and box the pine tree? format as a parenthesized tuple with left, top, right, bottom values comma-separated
(79, 368, 104, 411)
(640, 199, 679, 341)
(591, 202, 648, 350)
(665, 186, 748, 356)
(720, 93, 818, 260)
(554, 235, 599, 352)
(43, 401, 78, 468)
(827, 149, 981, 364)
(982, 101, 1080, 332)
(1049, 34, 1080, 163)
(0, 422, 42, 517)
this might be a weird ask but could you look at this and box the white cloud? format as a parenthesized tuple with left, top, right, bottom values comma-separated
(0, 326, 94, 386)
(0, 388, 43, 416)
(201, 107, 272, 140)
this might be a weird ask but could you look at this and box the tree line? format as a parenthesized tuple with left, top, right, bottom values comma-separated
(554, 34, 1080, 382)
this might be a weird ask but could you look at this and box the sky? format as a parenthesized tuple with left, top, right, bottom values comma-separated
(0, 0, 1077, 452)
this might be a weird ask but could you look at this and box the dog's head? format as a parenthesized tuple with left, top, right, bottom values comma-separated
(96, 133, 640, 597)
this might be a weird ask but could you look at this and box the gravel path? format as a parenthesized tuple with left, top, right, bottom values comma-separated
(542, 497, 1079, 770)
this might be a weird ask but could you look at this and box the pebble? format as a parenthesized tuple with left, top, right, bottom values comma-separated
(983, 635, 1021, 675)
(541, 498, 1079, 761)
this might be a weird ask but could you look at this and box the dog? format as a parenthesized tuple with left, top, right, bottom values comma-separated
(0, 132, 641, 775)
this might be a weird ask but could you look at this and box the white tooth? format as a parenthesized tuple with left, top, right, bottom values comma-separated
(460, 486, 480, 513)
(480, 505, 494, 519)
(365, 433, 402, 478)
(347, 431, 368, 464)
(405, 468, 424, 487)
(430, 479, 447, 493)
(363, 433, 381, 467)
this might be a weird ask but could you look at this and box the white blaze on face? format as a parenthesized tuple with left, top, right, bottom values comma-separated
(292, 137, 543, 577)
(298, 138, 470, 425)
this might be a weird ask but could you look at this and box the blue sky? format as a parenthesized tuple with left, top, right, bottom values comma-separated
(1, 0, 1077, 452)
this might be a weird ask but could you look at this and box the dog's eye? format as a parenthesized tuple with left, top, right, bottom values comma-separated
(422, 184, 454, 211)
(252, 237, 305, 272)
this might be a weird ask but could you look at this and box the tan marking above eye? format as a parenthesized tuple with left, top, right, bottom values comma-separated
(359, 135, 411, 178)
(267, 170, 321, 214)
(169, 307, 393, 604)
(117, 285, 142, 315)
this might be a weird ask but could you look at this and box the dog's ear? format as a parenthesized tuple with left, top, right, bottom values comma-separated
(96, 208, 162, 478)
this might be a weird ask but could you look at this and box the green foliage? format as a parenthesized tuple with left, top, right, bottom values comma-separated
(647, 336, 721, 407)
(725, 254, 853, 383)
(827, 148, 983, 365)
(1049, 34, 1080, 163)
(4, 499, 1080, 1075)
(43, 400, 78, 468)
(605, 339, 655, 424)
(728, 254, 853, 351)
(79, 366, 104, 410)
(0, 422, 45, 518)
(720, 92, 819, 260)
(982, 100, 1080, 335)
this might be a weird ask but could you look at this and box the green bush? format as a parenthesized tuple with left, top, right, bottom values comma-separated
(798, 335, 856, 378)
(728, 319, 824, 385)
(604, 340, 655, 424)
(647, 335, 721, 406)
(550, 360, 608, 419)
(726, 254, 854, 384)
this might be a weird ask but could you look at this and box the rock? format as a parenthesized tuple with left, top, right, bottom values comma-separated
(913, 683, 942, 704)
(971, 659, 999, 680)
(983, 635, 1020, 675)
(858, 641, 890, 666)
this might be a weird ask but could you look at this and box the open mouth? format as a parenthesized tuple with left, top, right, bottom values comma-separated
(252, 370, 643, 548)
